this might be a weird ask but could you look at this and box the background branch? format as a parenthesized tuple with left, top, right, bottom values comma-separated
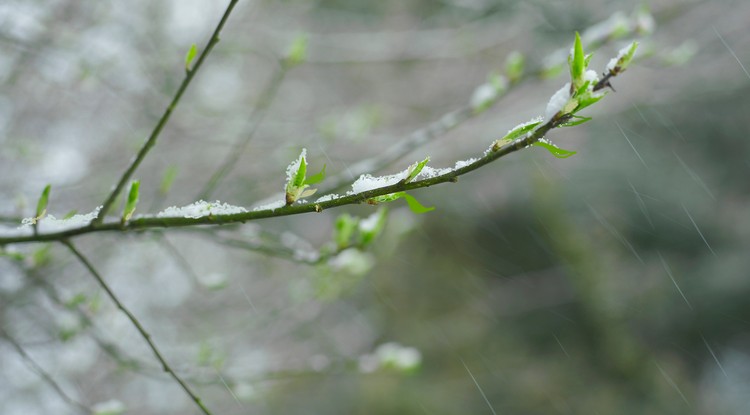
(63, 240, 214, 415)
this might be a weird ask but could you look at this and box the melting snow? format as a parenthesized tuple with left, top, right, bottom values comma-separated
(545, 82, 571, 120)
(18, 206, 102, 233)
(157, 200, 247, 218)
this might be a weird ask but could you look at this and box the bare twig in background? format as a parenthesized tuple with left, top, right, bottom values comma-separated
(0, 328, 91, 415)
(63, 240, 214, 415)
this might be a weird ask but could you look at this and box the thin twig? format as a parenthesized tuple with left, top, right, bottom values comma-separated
(0, 328, 91, 415)
(63, 240, 214, 415)
(94, 0, 240, 224)
(197, 62, 290, 200)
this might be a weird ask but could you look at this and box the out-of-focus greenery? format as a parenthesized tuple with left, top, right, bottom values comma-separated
(1, 0, 749, 414)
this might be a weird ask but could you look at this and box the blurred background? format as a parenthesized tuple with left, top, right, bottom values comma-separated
(1, 0, 749, 414)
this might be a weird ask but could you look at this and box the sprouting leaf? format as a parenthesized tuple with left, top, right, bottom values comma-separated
(306, 164, 327, 185)
(402, 193, 434, 214)
(63, 210, 78, 219)
(404, 157, 430, 184)
(285, 33, 308, 67)
(35, 184, 51, 221)
(122, 180, 140, 222)
(607, 41, 639, 75)
(533, 141, 577, 158)
(574, 93, 606, 113)
(32, 244, 52, 267)
(503, 120, 542, 142)
(65, 293, 88, 310)
(159, 165, 178, 195)
(560, 115, 592, 127)
(185, 44, 198, 72)
(334, 214, 358, 249)
(358, 208, 387, 247)
(569, 32, 585, 88)
(293, 156, 307, 188)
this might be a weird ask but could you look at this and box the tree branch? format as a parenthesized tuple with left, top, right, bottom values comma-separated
(63, 240, 214, 415)
(93, 0, 240, 224)
(1, 117, 560, 245)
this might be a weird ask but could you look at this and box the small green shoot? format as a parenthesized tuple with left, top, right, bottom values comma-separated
(185, 44, 198, 72)
(404, 157, 430, 184)
(285, 34, 308, 67)
(569, 32, 585, 89)
(334, 214, 359, 249)
(35, 184, 51, 223)
(122, 180, 140, 222)
(285, 150, 326, 205)
(492, 120, 541, 151)
(159, 165, 178, 195)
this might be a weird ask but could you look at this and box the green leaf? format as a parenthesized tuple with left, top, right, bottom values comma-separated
(560, 115, 592, 127)
(159, 165, 178, 195)
(533, 141, 577, 158)
(35, 184, 51, 220)
(574, 93, 606, 113)
(285, 34, 308, 67)
(402, 193, 435, 214)
(404, 157, 430, 184)
(503, 120, 542, 142)
(334, 214, 358, 249)
(306, 164, 327, 185)
(63, 210, 78, 219)
(185, 44, 198, 71)
(65, 293, 88, 310)
(32, 244, 52, 267)
(293, 156, 307, 188)
(122, 180, 140, 222)
(569, 32, 585, 88)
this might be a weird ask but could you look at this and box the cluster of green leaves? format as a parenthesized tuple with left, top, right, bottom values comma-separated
(332, 208, 387, 251)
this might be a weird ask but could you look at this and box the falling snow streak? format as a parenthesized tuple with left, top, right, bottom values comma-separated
(673, 152, 715, 201)
(682, 204, 717, 256)
(713, 26, 750, 80)
(654, 361, 691, 406)
(216, 369, 244, 409)
(615, 121, 647, 167)
(628, 180, 654, 229)
(658, 252, 693, 310)
(461, 359, 498, 415)
(588, 205, 644, 264)
(700, 334, 729, 379)
(552, 334, 571, 358)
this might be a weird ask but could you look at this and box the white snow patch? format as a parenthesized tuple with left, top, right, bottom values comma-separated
(19, 206, 102, 233)
(454, 157, 479, 169)
(315, 193, 340, 203)
(351, 171, 407, 194)
(251, 199, 285, 211)
(358, 210, 382, 233)
(583, 69, 599, 84)
(418, 165, 451, 179)
(157, 200, 247, 218)
(545, 82, 571, 120)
